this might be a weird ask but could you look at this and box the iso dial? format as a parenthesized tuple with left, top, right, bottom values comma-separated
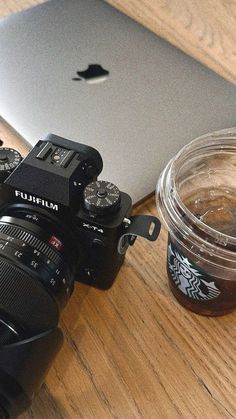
(83, 180, 121, 216)
(0, 148, 22, 182)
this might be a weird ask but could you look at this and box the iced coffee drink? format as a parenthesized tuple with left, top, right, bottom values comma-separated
(157, 128, 236, 316)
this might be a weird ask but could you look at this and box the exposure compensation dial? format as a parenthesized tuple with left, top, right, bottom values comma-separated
(83, 180, 121, 216)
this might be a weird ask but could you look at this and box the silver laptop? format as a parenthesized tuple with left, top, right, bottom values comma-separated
(0, 0, 236, 202)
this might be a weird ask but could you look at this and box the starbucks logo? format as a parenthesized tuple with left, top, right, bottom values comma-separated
(168, 243, 221, 300)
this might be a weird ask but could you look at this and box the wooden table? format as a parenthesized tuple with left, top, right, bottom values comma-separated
(1, 1, 236, 418)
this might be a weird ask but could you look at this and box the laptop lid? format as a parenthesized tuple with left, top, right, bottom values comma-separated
(0, 0, 236, 202)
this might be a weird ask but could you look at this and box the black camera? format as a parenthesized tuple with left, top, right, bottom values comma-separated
(0, 134, 160, 418)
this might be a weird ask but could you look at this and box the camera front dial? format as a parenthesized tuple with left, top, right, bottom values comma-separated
(83, 180, 121, 216)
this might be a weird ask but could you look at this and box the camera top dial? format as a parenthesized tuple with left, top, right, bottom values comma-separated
(0, 148, 22, 182)
(83, 180, 121, 216)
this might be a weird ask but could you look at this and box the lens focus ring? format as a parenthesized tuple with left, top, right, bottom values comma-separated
(0, 257, 59, 334)
(0, 210, 76, 337)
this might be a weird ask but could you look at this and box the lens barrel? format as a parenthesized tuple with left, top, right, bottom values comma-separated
(0, 204, 78, 417)
(0, 403, 8, 419)
(0, 319, 20, 346)
(0, 328, 64, 418)
(0, 206, 76, 332)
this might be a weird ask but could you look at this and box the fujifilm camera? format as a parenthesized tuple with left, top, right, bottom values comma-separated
(0, 134, 160, 417)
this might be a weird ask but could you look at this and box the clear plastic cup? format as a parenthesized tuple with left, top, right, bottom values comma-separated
(157, 128, 236, 316)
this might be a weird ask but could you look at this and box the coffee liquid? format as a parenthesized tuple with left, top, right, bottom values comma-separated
(186, 188, 236, 237)
(167, 188, 236, 316)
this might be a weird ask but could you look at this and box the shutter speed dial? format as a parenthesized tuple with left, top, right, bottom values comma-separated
(83, 180, 121, 215)
(0, 148, 22, 182)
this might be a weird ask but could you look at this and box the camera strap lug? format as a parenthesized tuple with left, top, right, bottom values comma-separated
(118, 215, 161, 254)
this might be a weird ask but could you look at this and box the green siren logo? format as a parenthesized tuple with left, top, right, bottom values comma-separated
(168, 242, 221, 300)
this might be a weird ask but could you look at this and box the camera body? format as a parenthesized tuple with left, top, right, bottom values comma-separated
(0, 134, 160, 418)
(3, 134, 132, 293)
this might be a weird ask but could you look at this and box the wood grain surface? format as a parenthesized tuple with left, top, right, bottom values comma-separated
(0, 1, 236, 419)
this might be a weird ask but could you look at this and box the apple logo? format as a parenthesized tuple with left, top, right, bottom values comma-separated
(72, 64, 109, 84)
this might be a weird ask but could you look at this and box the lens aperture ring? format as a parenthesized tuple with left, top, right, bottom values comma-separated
(0, 223, 60, 264)
(0, 224, 74, 307)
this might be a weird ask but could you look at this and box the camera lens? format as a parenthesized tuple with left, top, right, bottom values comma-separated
(0, 204, 77, 417)
(0, 318, 20, 346)
(0, 204, 77, 337)
(0, 404, 7, 419)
